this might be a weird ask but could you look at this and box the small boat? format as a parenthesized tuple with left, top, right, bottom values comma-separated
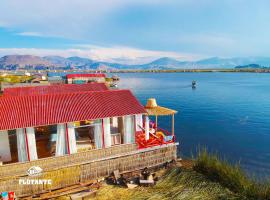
(192, 80, 196, 88)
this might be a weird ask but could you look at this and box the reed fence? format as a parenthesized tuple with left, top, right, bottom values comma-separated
(0, 143, 177, 197)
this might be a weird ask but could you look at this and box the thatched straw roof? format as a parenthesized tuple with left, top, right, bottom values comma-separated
(145, 98, 177, 116)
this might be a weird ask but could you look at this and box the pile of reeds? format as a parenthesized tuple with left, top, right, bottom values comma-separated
(93, 150, 270, 200)
(94, 167, 239, 200)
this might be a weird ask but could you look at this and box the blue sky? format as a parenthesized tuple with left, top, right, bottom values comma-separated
(0, 0, 269, 64)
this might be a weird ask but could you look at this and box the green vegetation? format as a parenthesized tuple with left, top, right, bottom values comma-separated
(194, 149, 270, 200)
(0, 75, 32, 83)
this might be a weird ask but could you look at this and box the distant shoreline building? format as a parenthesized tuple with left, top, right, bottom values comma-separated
(66, 73, 106, 84)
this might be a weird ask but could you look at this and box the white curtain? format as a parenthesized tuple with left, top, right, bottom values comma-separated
(124, 115, 135, 144)
(26, 127, 38, 161)
(103, 118, 111, 148)
(145, 116, 150, 140)
(0, 130, 11, 162)
(135, 114, 143, 132)
(112, 117, 118, 127)
(16, 128, 28, 162)
(67, 123, 77, 154)
(56, 124, 67, 156)
(94, 122, 103, 149)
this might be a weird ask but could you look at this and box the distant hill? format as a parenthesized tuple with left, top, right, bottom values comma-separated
(136, 57, 189, 69)
(43, 56, 72, 66)
(0, 55, 51, 68)
(138, 56, 270, 69)
(235, 64, 269, 69)
(67, 57, 94, 66)
(1, 55, 270, 70)
(195, 57, 270, 69)
(147, 57, 185, 67)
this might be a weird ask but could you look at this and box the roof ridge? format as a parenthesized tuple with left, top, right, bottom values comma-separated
(1, 89, 132, 99)
(4, 82, 106, 90)
(3, 83, 109, 97)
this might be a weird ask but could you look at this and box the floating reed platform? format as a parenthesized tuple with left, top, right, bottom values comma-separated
(0, 143, 177, 197)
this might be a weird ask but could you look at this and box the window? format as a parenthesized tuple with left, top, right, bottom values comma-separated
(73, 120, 102, 151)
(110, 117, 124, 145)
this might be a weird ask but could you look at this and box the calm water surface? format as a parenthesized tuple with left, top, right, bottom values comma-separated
(117, 72, 270, 179)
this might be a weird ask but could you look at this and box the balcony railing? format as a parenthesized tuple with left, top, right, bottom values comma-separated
(135, 127, 175, 149)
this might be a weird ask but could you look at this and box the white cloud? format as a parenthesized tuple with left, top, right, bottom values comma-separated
(0, 0, 173, 40)
(0, 0, 269, 58)
(173, 33, 238, 56)
(16, 32, 45, 37)
(0, 0, 122, 39)
(0, 45, 204, 64)
(176, 34, 236, 48)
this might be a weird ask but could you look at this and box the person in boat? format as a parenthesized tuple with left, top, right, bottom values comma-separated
(192, 80, 196, 88)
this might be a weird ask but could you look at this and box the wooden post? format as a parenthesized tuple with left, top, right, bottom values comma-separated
(65, 123, 71, 155)
(145, 116, 149, 141)
(101, 119, 105, 148)
(155, 115, 158, 131)
(24, 128, 30, 161)
(172, 114, 175, 136)
(133, 115, 137, 142)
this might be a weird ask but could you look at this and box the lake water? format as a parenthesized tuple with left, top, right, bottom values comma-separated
(117, 72, 270, 179)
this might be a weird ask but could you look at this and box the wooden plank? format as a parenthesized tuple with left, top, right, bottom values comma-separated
(39, 186, 90, 199)
(39, 184, 80, 199)
(113, 170, 120, 179)
(70, 191, 97, 200)
(80, 180, 97, 187)
(127, 183, 138, 189)
(39, 181, 98, 199)
(140, 179, 155, 184)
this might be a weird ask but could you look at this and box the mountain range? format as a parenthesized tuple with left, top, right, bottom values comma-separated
(1, 55, 270, 70)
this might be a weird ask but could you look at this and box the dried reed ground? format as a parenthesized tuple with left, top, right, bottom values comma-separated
(94, 167, 241, 200)
(57, 151, 270, 200)
(94, 150, 270, 200)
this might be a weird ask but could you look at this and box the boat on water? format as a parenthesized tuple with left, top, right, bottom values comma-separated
(192, 80, 196, 88)
(0, 76, 178, 198)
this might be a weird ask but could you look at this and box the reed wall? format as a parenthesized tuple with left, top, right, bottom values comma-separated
(0, 143, 177, 197)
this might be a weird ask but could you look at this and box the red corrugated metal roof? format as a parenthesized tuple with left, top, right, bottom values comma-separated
(3, 83, 108, 96)
(66, 73, 106, 79)
(0, 90, 146, 130)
